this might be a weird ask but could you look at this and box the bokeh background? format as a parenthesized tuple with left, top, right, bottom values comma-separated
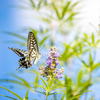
(0, 0, 100, 100)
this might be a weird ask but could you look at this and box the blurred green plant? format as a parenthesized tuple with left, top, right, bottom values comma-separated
(1, 0, 100, 100)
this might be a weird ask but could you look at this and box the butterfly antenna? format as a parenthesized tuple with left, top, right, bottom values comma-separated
(40, 58, 46, 64)
(40, 44, 45, 52)
(41, 54, 46, 60)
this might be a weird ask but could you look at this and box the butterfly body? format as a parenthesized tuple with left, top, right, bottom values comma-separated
(18, 57, 31, 70)
(9, 32, 41, 70)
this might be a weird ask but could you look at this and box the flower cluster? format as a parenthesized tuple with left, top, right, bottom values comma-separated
(39, 46, 64, 79)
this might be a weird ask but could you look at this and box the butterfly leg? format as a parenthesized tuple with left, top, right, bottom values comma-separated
(16, 66, 23, 70)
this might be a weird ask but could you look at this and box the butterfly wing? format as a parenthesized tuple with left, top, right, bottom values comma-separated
(8, 47, 28, 57)
(27, 32, 40, 64)
(27, 32, 39, 53)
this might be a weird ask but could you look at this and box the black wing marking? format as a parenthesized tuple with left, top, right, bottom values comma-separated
(8, 47, 28, 57)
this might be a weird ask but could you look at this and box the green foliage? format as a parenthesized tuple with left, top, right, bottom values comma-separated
(1, 0, 100, 100)
(0, 86, 23, 100)
(24, 90, 29, 100)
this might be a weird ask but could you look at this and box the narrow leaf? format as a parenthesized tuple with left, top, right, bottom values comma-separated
(3, 31, 27, 41)
(77, 70, 82, 84)
(91, 33, 94, 44)
(39, 35, 49, 46)
(0, 79, 24, 86)
(62, 1, 71, 18)
(33, 82, 46, 90)
(0, 86, 23, 100)
(0, 94, 17, 100)
(34, 75, 38, 89)
(92, 63, 100, 71)
(10, 74, 31, 89)
(48, 75, 56, 89)
(37, 0, 42, 9)
(3, 41, 27, 46)
(52, 3, 60, 19)
(30, 0, 35, 8)
(25, 90, 29, 100)
(35, 90, 46, 95)
(78, 58, 88, 67)
(61, 94, 65, 100)
(69, 90, 92, 100)
(89, 50, 93, 66)
(40, 77, 47, 88)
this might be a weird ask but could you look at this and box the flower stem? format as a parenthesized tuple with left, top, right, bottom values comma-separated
(45, 90, 49, 100)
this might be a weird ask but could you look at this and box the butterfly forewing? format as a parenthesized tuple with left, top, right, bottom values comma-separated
(27, 32, 39, 62)
(27, 32, 38, 52)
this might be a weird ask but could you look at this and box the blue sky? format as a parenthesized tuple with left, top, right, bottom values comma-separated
(0, 1, 47, 99)
(0, 1, 35, 100)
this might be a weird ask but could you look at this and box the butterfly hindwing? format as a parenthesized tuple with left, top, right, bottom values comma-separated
(8, 47, 28, 57)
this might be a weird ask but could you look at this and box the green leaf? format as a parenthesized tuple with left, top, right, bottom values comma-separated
(10, 74, 31, 89)
(69, 90, 92, 100)
(30, 0, 35, 8)
(0, 86, 23, 100)
(96, 40, 100, 45)
(0, 79, 24, 86)
(78, 58, 88, 67)
(81, 38, 91, 45)
(39, 35, 50, 46)
(4, 41, 27, 46)
(39, 17, 50, 23)
(79, 43, 82, 53)
(51, 83, 61, 90)
(48, 75, 55, 89)
(52, 3, 60, 19)
(62, 1, 71, 19)
(34, 75, 39, 89)
(92, 63, 100, 71)
(71, 1, 81, 8)
(65, 12, 79, 21)
(0, 94, 17, 100)
(3, 31, 27, 41)
(51, 79, 65, 90)
(25, 90, 29, 100)
(77, 70, 82, 84)
(91, 33, 94, 44)
(61, 94, 65, 100)
(48, 92, 58, 95)
(29, 28, 37, 35)
(33, 82, 46, 90)
(84, 33, 89, 39)
(35, 90, 46, 95)
(37, 0, 42, 9)
(40, 77, 47, 88)
(89, 50, 93, 66)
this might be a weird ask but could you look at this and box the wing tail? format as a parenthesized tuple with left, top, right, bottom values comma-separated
(8, 47, 28, 57)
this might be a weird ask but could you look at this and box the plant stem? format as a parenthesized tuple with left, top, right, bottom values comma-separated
(45, 91, 49, 100)
(84, 70, 91, 100)
(50, 21, 54, 46)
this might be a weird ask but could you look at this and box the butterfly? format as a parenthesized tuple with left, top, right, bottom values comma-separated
(9, 31, 41, 70)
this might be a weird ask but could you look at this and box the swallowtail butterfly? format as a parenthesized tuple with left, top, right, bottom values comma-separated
(9, 32, 41, 70)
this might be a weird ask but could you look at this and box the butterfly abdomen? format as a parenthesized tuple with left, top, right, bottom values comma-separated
(18, 57, 32, 69)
